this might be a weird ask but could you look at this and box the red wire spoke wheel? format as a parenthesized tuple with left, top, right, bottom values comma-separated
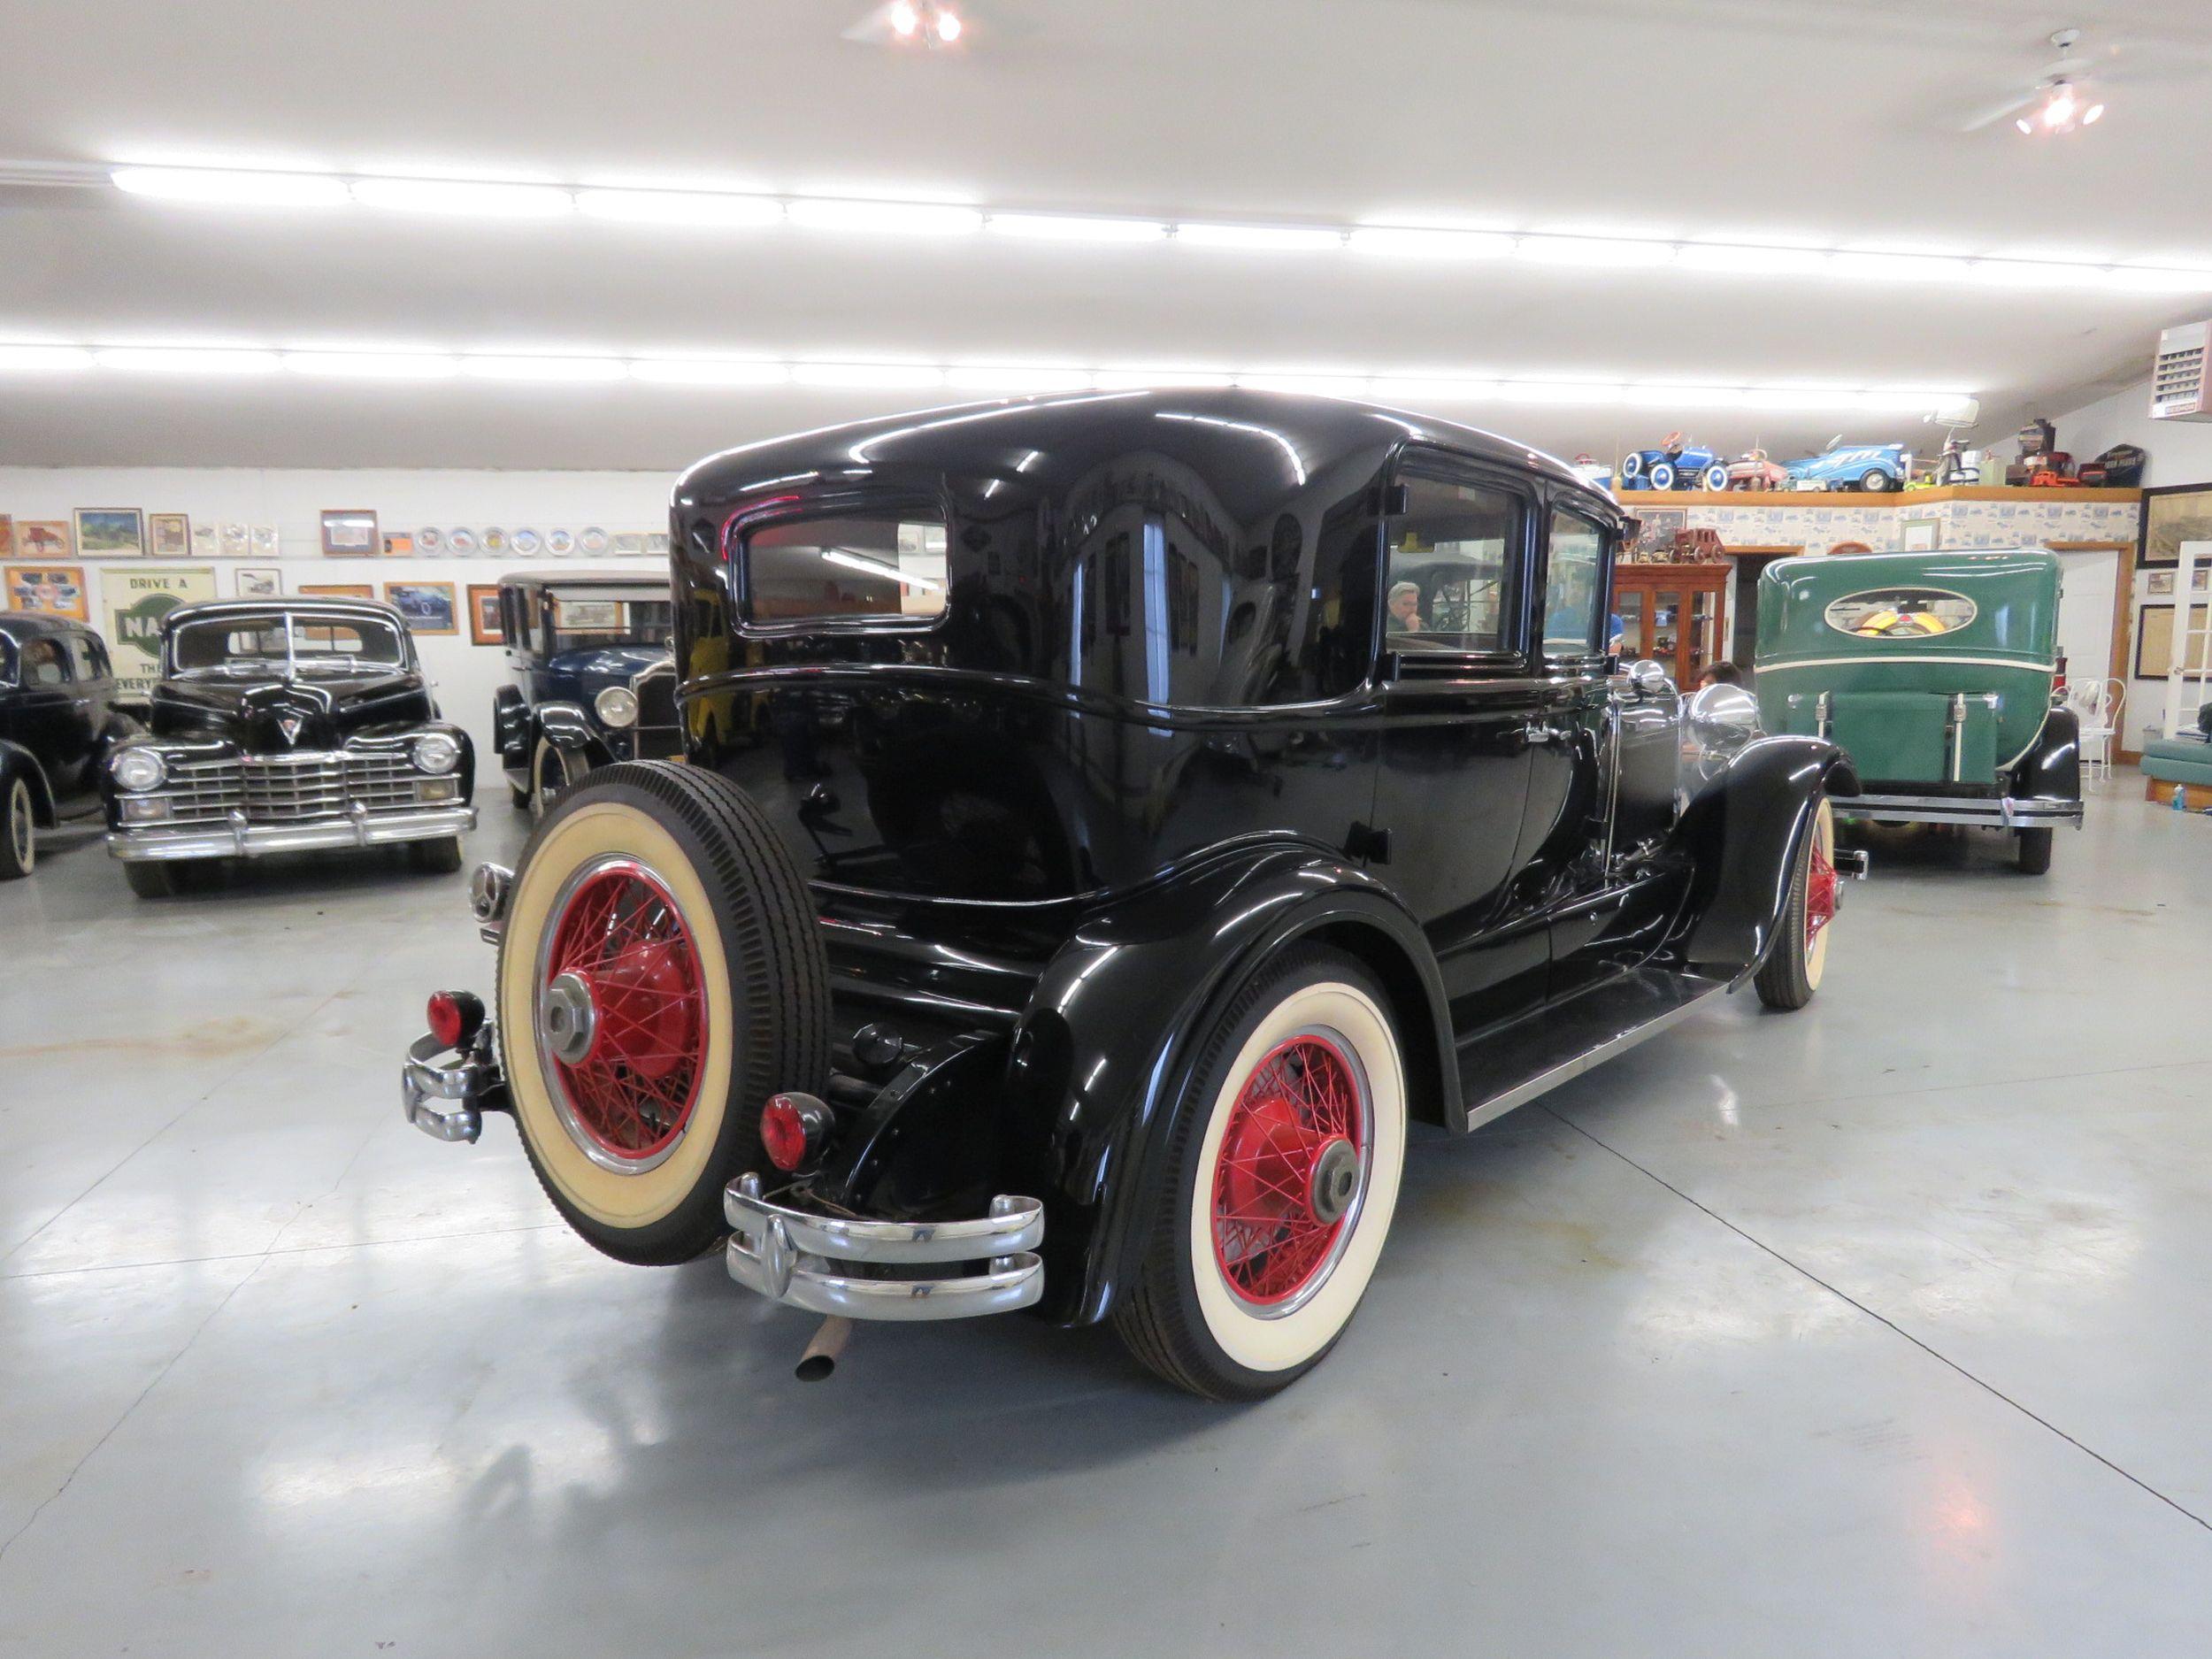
(1210, 1035, 1367, 1309)
(1755, 795, 1837, 1010)
(541, 860, 707, 1164)
(1804, 835, 1839, 948)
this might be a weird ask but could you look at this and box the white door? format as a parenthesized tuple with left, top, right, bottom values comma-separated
(2051, 547, 2118, 685)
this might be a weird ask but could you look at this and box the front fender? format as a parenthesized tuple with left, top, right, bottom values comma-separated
(997, 841, 1454, 1326)
(1670, 734, 1858, 983)
(534, 703, 608, 769)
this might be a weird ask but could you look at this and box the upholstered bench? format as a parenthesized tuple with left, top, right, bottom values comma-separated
(2141, 733, 2212, 808)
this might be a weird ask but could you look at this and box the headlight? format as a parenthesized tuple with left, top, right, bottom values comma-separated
(111, 749, 166, 792)
(411, 732, 462, 774)
(595, 687, 639, 728)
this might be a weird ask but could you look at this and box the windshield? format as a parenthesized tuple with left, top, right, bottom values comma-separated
(541, 590, 674, 655)
(167, 611, 410, 678)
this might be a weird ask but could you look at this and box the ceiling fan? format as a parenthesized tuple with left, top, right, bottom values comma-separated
(1960, 27, 2131, 134)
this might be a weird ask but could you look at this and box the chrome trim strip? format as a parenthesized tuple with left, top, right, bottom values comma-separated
(1839, 792, 2083, 827)
(108, 803, 475, 861)
(1758, 654, 2059, 674)
(1463, 979, 1731, 1133)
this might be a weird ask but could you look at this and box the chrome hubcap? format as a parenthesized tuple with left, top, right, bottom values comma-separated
(541, 971, 598, 1064)
(1308, 1136, 1360, 1225)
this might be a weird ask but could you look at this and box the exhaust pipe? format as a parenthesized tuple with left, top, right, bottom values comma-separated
(795, 1315, 853, 1382)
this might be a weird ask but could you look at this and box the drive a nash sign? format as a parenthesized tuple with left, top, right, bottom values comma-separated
(105, 565, 217, 695)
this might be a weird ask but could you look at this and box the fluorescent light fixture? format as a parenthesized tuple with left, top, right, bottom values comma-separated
(628, 357, 792, 385)
(1093, 369, 1235, 389)
(2101, 265, 2212, 292)
(1371, 377, 1502, 402)
(822, 548, 944, 590)
(1674, 242, 1831, 275)
(1235, 373, 1372, 396)
(577, 188, 783, 227)
(1622, 385, 1747, 407)
(1827, 250, 1974, 282)
(95, 346, 281, 373)
(351, 177, 573, 217)
(1964, 258, 2108, 288)
(793, 362, 949, 388)
(947, 365, 1096, 391)
(1175, 222, 1345, 251)
(284, 351, 458, 379)
(786, 197, 982, 235)
(0, 345, 96, 373)
(459, 355, 626, 381)
(111, 165, 350, 208)
(1348, 227, 1516, 259)
(1850, 388, 1969, 411)
(1514, 236, 1675, 268)
(986, 212, 1167, 243)
(1494, 380, 1624, 403)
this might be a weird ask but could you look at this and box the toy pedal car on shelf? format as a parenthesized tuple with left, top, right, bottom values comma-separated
(1726, 449, 1789, 491)
(1782, 441, 1913, 492)
(1617, 433, 1731, 491)
(401, 390, 1860, 1399)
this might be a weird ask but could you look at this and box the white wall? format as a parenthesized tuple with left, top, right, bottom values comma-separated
(0, 465, 675, 772)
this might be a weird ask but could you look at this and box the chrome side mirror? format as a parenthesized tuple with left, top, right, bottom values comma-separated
(1686, 682, 1760, 741)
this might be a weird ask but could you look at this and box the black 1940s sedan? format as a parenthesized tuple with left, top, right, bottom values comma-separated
(403, 391, 1861, 1399)
(104, 596, 477, 897)
(0, 612, 138, 879)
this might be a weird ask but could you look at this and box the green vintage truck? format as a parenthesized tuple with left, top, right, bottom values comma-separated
(1754, 549, 2083, 873)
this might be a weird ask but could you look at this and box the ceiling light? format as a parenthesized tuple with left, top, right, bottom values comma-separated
(947, 365, 1096, 391)
(986, 212, 1166, 242)
(2084, 104, 2105, 124)
(1494, 381, 1624, 403)
(933, 7, 962, 42)
(888, 0, 919, 35)
(284, 351, 458, 379)
(1234, 373, 1372, 396)
(0, 345, 96, 373)
(1514, 236, 1675, 268)
(793, 362, 949, 388)
(351, 178, 573, 217)
(1673, 242, 1832, 275)
(1966, 258, 2108, 288)
(1175, 223, 1345, 251)
(1827, 250, 1975, 282)
(576, 188, 782, 227)
(628, 358, 792, 384)
(1370, 377, 1502, 402)
(1622, 385, 1747, 407)
(786, 197, 982, 234)
(110, 165, 350, 208)
(95, 346, 281, 373)
(459, 355, 626, 381)
(2102, 265, 2212, 292)
(1348, 227, 1516, 259)
(823, 549, 943, 589)
(1092, 369, 1235, 389)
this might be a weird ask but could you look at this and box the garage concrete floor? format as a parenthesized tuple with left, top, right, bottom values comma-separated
(2, 780, 2208, 1657)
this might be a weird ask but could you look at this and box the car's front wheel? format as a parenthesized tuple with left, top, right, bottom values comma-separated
(408, 835, 465, 875)
(1, 775, 34, 879)
(495, 761, 830, 1265)
(530, 737, 570, 822)
(2016, 826, 2054, 875)
(1755, 797, 1838, 1010)
(1860, 467, 1894, 493)
(1114, 946, 1408, 1400)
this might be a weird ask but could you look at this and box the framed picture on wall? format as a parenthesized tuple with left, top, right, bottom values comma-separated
(4, 564, 89, 621)
(2132, 602, 2212, 680)
(300, 583, 373, 599)
(384, 581, 457, 634)
(0, 516, 11, 558)
(1900, 517, 1940, 552)
(466, 584, 504, 646)
(234, 567, 282, 598)
(149, 513, 191, 558)
(16, 521, 70, 560)
(73, 509, 145, 557)
(321, 509, 379, 557)
(382, 533, 414, 557)
(2137, 483, 2212, 568)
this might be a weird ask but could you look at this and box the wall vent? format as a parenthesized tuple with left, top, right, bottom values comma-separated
(2151, 321, 2212, 421)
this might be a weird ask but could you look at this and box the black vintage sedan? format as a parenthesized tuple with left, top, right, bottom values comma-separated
(403, 391, 1860, 1399)
(104, 596, 476, 897)
(489, 571, 680, 816)
(0, 613, 138, 879)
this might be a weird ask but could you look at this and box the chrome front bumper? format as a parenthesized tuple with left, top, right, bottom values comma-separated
(110, 803, 476, 861)
(724, 1172, 1045, 1321)
(1839, 793, 2083, 829)
(400, 1025, 503, 1143)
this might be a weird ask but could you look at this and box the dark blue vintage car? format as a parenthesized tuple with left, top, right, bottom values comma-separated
(489, 572, 680, 815)
(0, 613, 138, 879)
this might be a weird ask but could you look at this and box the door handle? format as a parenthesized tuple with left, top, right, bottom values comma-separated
(1524, 724, 1561, 746)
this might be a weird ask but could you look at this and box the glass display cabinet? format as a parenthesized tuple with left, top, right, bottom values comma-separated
(1613, 561, 1731, 683)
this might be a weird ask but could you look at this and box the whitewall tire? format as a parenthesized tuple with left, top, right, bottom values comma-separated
(0, 776, 34, 879)
(1755, 796, 1837, 1010)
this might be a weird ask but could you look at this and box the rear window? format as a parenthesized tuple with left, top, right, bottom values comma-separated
(1824, 587, 1977, 640)
(544, 592, 674, 654)
(743, 511, 948, 625)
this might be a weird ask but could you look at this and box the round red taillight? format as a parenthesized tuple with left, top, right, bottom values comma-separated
(760, 1095, 810, 1172)
(427, 990, 482, 1051)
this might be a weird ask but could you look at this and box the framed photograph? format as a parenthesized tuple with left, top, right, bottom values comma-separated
(221, 523, 250, 557)
(1630, 509, 1686, 559)
(382, 533, 414, 557)
(383, 580, 457, 634)
(234, 566, 283, 598)
(2148, 570, 2176, 596)
(191, 523, 219, 558)
(16, 520, 69, 560)
(2138, 483, 2212, 567)
(4, 564, 89, 622)
(1900, 517, 1940, 552)
(467, 584, 505, 646)
(300, 582, 373, 599)
(2133, 603, 2212, 680)
(73, 508, 145, 558)
(0, 516, 11, 558)
(321, 509, 379, 557)
(612, 532, 644, 557)
(149, 512, 191, 557)
(554, 598, 619, 631)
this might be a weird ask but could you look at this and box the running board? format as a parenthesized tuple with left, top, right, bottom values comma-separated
(1456, 970, 1731, 1132)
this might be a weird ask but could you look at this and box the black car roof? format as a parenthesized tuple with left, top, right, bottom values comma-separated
(0, 611, 82, 640)
(676, 388, 1616, 518)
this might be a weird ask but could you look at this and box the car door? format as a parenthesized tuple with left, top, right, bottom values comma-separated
(58, 631, 116, 807)
(1521, 503, 1684, 997)
(1365, 453, 1554, 1037)
(9, 634, 93, 802)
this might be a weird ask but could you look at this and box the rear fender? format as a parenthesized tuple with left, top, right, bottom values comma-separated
(2013, 704, 2081, 803)
(0, 741, 57, 827)
(1669, 734, 1858, 983)
(492, 685, 530, 764)
(993, 842, 1454, 1326)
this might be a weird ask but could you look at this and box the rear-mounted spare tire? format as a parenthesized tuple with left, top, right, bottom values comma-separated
(496, 760, 830, 1265)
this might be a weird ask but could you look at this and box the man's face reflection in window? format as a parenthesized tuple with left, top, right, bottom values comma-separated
(1387, 581, 1424, 633)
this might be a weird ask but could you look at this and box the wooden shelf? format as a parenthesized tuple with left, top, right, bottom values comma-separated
(1617, 485, 2142, 507)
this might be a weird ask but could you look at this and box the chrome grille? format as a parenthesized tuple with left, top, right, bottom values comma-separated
(149, 749, 428, 824)
(344, 751, 422, 812)
(157, 757, 246, 826)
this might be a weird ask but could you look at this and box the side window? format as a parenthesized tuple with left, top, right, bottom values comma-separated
(67, 634, 106, 680)
(22, 636, 72, 687)
(1386, 474, 1521, 655)
(743, 510, 948, 625)
(1540, 509, 1610, 659)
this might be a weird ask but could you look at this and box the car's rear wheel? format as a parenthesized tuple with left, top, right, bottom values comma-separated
(495, 761, 830, 1265)
(1, 776, 34, 879)
(530, 738, 570, 822)
(1701, 462, 1730, 489)
(1647, 460, 1678, 490)
(1113, 945, 1408, 1400)
(2016, 826, 2054, 875)
(1860, 467, 1893, 493)
(1755, 796, 1837, 1010)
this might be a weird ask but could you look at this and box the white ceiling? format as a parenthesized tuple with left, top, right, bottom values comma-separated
(7, 0, 2212, 470)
